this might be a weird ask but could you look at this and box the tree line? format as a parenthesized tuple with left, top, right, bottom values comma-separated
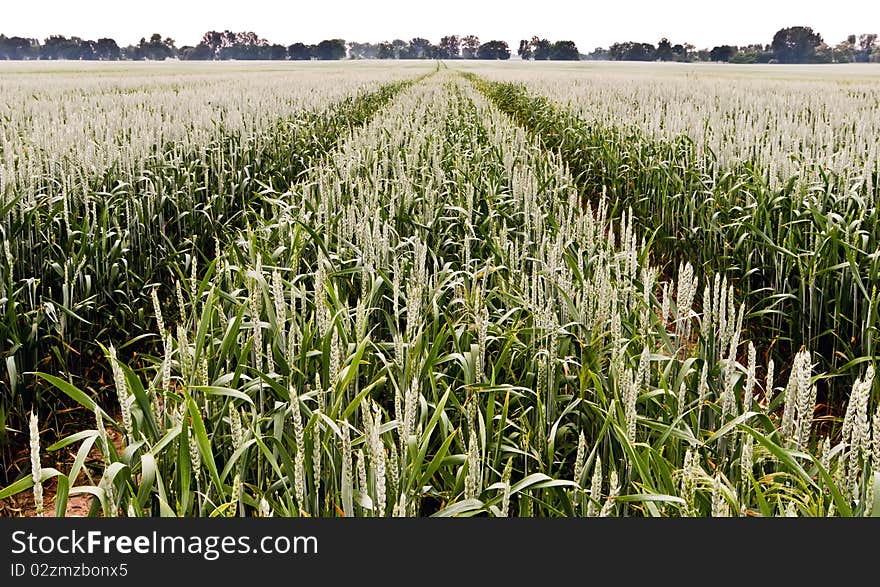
(0, 32, 529, 61)
(0, 27, 877, 63)
(588, 27, 880, 63)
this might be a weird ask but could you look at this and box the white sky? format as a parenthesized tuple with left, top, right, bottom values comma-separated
(1, 1, 877, 50)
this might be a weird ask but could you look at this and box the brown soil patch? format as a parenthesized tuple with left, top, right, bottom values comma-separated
(0, 425, 125, 518)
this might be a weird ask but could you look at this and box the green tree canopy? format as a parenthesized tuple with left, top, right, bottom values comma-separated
(709, 45, 737, 62)
(477, 40, 510, 60)
(771, 26, 823, 63)
(314, 39, 346, 60)
(288, 42, 312, 60)
(531, 36, 551, 60)
(549, 40, 580, 60)
(438, 35, 460, 59)
(461, 35, 480, 59)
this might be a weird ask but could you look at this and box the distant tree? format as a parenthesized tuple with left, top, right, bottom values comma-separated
(181, 43, 214, 60)
(731, 53, 762, 63)
(348, 42, 378, 59)
(0, 35, 38, 60)
(216, 32, 268, 59)
(709, 45, 737, 62)
(671, 44, 688, 61)
(191, 30, 285, 60)
(609, 41, 655, 61)
(392, 39, 408, 59)
(377, 41, 395, 59)
(477, 40, 510, 60)
(132, 34, 176, 60)
(587, 46, 609, 60)
(38, 35, 61, 60)
(40, 35, 89, 60)
(314, 39, 346, 60)
(245, 33, 270, 58)
(872, 45, 880, 62)
(268, 44, 287, 60)
(530, 36, 551, 60)
(813, 43, 834, 63)
(201, 31, 220, 51)
(407, 37, 432, 59)
(549, 40, 579, 60)
(834, 37, 856, 62)
(81, 40, 100, 60)
(730, 51, 756, 63)
(771, 26, 823, 63)
(94, 38, 121, 60)
(237, 31, 264, 47)
(288, 42, 312, 60)
(439, 35, 460, 59)
(200, 31, 223, 57)
(638, 42, 657, 60)
(119, 44, 137, 60)
(693, 48, 711, 62)
(608, 42, 625, 60)
(656, 38, 673, 61)
(131, 37, 148, 60)
(856, 33, 878, 62)
(730, 43, 772, 63)
(517, 39, 532, 59)
(461, 35, 480, 59)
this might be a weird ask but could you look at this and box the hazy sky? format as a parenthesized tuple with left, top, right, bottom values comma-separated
(1, 1, 877, 50)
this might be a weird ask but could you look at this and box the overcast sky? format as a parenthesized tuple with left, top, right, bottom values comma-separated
(2, 1, 877, 50)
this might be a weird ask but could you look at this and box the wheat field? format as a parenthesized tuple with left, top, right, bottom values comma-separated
(2, 60, 879, 517)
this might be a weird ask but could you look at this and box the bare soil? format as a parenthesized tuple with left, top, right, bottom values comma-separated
(0, 426, 125, 518)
